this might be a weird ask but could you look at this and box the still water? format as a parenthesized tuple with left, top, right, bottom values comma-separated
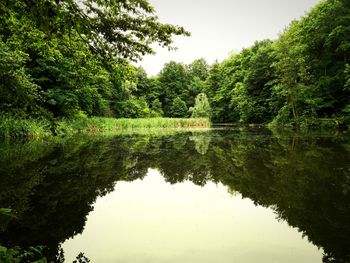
(0, 128, 349, 262)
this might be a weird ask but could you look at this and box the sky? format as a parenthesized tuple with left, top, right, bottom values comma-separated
(137, 0, 321, 76)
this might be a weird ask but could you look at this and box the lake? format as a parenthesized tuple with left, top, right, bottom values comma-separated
(0, 127, 349, 262)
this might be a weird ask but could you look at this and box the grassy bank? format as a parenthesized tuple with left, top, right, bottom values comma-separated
(0, 116, 210, 140)
(0, 117, 51, 140)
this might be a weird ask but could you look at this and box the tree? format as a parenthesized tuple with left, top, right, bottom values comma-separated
(272, 20, 311, 124)
(184, 76, 206, 107)
(205, 61, 223, 121)
(271, 0, 350, 126)
(0, 0, 190, 119)
(0, 40, 41, 117)
(202, 0, 350, 127)
(117, 96, 151, 118)
(158, 62, 189, 116)
(187, 58, 209, 81)
(150, 98, 164, 117)
(134, 67, 150, 98)
(190, 93, 212, 118)
(0, 0, 190, 61)
(242, 40, 278, 123)
(170, 97, 188, 117)
(209, 53, 244, 123)
(230, 82, 255, 123)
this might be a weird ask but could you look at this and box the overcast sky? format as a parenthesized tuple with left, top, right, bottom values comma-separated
(137, 0, 321, 76)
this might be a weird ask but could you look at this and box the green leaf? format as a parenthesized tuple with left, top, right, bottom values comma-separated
(0, 208, 17, 219)
(0, 245, 8, 254)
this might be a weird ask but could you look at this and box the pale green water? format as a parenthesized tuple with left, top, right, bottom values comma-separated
(0, 128, 349, 262)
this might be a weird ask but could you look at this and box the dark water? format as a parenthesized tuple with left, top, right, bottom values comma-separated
(0, 128, 349, 262)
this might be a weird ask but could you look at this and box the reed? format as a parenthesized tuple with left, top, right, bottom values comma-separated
(0, 116, 50, 140)
(0, 116, 210, 140)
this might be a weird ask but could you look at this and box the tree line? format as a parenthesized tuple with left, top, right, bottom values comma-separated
(1, 0, 349, 127)
(146, 0, 350, 127)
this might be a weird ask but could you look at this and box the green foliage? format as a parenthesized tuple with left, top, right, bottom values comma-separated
(0, 0, 189, 120)
(205, 62, 224, 121)
(272, 20, 312, 124)
(243, 40, 279, 122)
(1, 0, 189, 61)
(150, 98, 164, 117)
(134, 67, 154, 99)
(187, 58, 209, 81)
(185, 76, 207, 107)
(0, 40, 42, 117)
(269, 0, 350, 127)
(0, 115, 50, 140)
(117, 96, 151, 118)
(230, 82, 255, 123)
(198, 0, 350, 128)
(0, 208, 17, 219)
(206, 40, 278, 123)
(158, 61, 189, 115)
(154, 59, 210, 117)
(190, 93, 212, 118)
(0, 245, 46, 263)
(170, 97, 188, 118)
(211, 53, 245, 122)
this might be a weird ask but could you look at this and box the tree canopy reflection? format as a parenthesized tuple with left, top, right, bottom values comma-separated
(0, 129, 349, 262)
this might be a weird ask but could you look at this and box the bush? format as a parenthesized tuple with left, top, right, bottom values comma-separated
(190, 93, 212, 118)
(170, 97, 188, 117)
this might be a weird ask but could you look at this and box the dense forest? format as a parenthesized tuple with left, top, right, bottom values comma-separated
(1, 0, 350, 128)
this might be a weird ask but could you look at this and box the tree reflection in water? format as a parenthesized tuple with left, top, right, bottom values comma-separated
(0, 128, 349, 262)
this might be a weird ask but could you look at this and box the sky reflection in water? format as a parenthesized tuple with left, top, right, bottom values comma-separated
(63, 169, 321, 263)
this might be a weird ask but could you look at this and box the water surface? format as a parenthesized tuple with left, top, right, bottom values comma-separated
(0, 128, 349, 262)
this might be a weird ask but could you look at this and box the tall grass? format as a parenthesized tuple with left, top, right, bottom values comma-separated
(0, 116, 50, 140)
(0, 116, 210, 140)
(57, 117, 210, 134)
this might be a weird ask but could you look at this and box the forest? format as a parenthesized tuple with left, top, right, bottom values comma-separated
(1, 0, 350, 136)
